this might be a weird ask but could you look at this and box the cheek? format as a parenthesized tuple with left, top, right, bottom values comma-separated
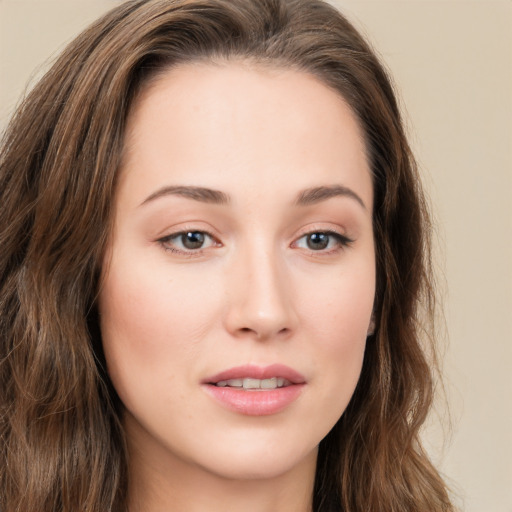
(97, 254, 222, 400)
(300, 258, 375, 340)
(99, 268, 168, 367)
(297, 260, 374, 405)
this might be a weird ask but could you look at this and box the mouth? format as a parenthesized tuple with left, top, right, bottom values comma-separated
(213, 377, 292, 390)
(202, 364, 305, 416)
(204, 363, 305, 388)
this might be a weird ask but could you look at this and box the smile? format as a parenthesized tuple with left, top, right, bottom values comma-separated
(214, 377, 292, 389)
(203, 364, 305, 415)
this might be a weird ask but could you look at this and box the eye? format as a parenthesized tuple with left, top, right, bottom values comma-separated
(293, 231, 352, 252)
(158, 230, 218, 253)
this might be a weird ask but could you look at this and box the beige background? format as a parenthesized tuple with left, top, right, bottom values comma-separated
(1, 1, 511, 511)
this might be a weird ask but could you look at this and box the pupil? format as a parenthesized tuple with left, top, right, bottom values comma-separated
(307, 233, 329, 250)
(182, 231, 204, 249)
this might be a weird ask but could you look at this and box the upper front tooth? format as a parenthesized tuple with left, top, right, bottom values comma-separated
(243, 378, 261, 389)
(260, 377, 278, 389)
(242, 378, 280, 389)
(216, 377, 289, 389)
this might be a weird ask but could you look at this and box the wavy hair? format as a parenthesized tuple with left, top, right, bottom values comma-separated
(0, 0, 453, 510)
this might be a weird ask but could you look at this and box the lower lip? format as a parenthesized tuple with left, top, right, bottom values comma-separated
(203, 384, 304, 416)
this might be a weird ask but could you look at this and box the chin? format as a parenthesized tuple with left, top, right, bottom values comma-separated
(188, 437, 319, 482)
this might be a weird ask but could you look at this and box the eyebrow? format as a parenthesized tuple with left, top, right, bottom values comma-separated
(140, 185, 230, 206)
(140, 184, 366, 210)
(295, 185, 367, 210)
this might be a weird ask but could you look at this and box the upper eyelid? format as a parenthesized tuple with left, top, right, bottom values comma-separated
(157, 231, 219, 257)
(156, 225, 354, 249)
(157, 224, 219, 240)
(294, 225, 352, 241)
(293, 230, 353, 247)
(161, 229, 216, 240)
(159, 230, 219, 246)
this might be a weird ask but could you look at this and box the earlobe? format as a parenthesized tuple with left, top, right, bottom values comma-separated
(367, 314, 376, 337)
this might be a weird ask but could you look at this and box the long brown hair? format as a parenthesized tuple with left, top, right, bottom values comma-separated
(0, 0, 453, 510)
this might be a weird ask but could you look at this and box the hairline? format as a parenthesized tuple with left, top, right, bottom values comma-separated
(122, 55, 374, 187)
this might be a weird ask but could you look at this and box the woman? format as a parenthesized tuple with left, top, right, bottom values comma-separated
(0, 0, 454, 510)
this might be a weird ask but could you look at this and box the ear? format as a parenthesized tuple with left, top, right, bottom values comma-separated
(367, 314, 376, 336)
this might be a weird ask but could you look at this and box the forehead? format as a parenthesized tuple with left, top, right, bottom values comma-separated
(119, 61, 372, 209)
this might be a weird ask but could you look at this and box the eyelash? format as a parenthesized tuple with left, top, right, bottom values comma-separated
(292, 230, 354, 254)
(157, 229, 354, 257)
(158, 229, 220, 257)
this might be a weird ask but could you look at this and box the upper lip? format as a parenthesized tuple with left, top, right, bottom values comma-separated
(203, 364, 306, 385)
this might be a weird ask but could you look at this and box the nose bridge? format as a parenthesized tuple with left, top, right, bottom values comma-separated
(225, 235, 296, 339)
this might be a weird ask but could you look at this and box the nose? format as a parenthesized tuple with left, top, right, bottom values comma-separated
(223, 244, 298, 341)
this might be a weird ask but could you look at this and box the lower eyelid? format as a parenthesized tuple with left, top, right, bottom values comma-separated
(158, 231, 211, 250)
(295, 230, 353, 245)
(156, 228, 353, 255)
(293, 235, 353, 257)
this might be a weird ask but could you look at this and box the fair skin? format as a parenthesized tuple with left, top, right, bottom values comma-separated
(98, 62, 375, 512)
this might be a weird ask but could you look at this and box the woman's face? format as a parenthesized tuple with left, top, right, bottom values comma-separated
(99, 63, 375, 482)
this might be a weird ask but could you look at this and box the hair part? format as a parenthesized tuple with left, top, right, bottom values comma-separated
(0, 0, 453, 510)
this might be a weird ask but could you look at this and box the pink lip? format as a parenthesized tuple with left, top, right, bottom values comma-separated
(202, 364, 306, 416)
(203, 364, 306, 385)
